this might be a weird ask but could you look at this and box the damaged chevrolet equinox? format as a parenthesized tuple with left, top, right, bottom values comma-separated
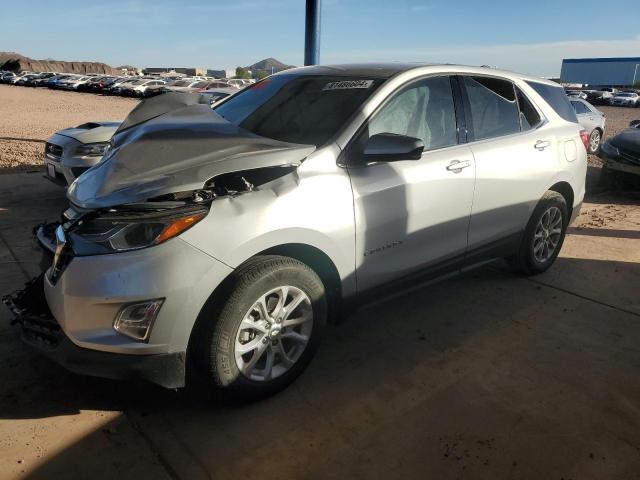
(4, 64, 587, 398)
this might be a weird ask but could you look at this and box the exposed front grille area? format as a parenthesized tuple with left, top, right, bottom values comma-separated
(22, 314, 64, 349)
(45, 142, 63, 160)
(2, 273, 63, 350)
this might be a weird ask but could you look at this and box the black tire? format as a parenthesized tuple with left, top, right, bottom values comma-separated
(193, 255, 326, 399)
(509, 191, 568, 276)
(588, 129, 602, 154)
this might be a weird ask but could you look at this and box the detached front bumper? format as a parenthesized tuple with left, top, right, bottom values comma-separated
(3, 223, 233, 389)
(3, 275, 186, 388)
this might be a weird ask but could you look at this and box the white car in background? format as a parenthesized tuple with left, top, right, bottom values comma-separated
(44, 121, 121, 186)
(226, 78, 254, 88)
(565, 90, 587, 100)
(9, 73, 29, 84)
(199, 87, 239, 106)
(610, 92, 640, 107)
(163, 78, 204, 92)
(569, 98, 606, 153)
(125, 79, 167, 97)
(57, 76, 91, 90)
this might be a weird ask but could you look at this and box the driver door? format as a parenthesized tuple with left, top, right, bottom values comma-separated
(346, 75, 476, 292)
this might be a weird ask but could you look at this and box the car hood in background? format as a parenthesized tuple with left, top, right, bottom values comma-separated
(55, 121, 121, 145)
(610, 128, 640, 156)
(67, 93, 316, 209)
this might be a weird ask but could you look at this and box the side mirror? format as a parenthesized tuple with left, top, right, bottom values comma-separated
(363, 133, 425, 162)
(629, 120, 640, 129)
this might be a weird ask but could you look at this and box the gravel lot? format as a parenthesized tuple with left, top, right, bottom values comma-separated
(0, 84, 137, 171)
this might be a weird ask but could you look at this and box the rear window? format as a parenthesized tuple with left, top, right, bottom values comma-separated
(526, 81, 578, 123)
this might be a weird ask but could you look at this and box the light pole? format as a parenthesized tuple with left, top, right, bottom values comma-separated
(304, 0, 322, 66)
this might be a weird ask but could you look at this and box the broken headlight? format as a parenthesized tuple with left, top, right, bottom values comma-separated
(69, 208, 208, 255)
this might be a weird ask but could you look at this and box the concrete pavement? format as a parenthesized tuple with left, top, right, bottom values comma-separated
(1, 171, 639, 480)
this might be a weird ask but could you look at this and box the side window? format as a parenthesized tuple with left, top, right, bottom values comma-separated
(570, 101, 580, 113)
(367, 76, 458, 152)
(571, 101, 588, 115)
(526, 81, 578, 123)
(462, 76, 520, 141)
(516, 87, 542, 131)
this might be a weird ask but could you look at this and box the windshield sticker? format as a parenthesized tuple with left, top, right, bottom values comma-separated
(323, 80, 374, 91)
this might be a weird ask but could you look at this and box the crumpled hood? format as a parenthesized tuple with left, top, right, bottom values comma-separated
(610, 128, 640, 156)
(56, 121, 121, 145)
(67, 94, 315, 209)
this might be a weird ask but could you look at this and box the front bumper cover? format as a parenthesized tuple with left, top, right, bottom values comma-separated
(3, 273, 186, 389)
(2, 222, 191, 389)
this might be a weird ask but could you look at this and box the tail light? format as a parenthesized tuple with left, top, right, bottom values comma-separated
(579, 130, 589, 152)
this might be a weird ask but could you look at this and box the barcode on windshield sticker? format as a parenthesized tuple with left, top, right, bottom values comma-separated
(323, 80, 374, 91)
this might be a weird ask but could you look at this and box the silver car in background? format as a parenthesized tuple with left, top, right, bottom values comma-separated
(6, 64, 587, 399)
(569, 98, 606, 153)
(44, 121, 120, 186)
(610, 92, 640, 107)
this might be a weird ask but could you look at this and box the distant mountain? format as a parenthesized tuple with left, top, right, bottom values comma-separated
(245, 57, 295, 74)
(0, 51, 122, 75)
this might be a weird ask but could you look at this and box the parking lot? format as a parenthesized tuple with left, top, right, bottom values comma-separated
(1, 85, 639, 480)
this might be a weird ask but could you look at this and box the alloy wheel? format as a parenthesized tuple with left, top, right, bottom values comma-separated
(234, 286, 313, 382)
(589, 130, 601, 153)
(533, 206, 563, 263)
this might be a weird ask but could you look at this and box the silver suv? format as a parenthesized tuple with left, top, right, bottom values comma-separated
(5, 64, 587, 398)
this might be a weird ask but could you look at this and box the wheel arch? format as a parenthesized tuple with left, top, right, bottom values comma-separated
(186, 243, 345, 377)
(548, 181, 574, 217)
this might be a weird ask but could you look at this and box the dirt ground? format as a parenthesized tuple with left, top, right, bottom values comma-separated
(0, 84, 137, 170)
(0, 85, 639, 480)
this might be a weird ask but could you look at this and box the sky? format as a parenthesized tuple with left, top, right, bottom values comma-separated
(1, 0, 639, 77)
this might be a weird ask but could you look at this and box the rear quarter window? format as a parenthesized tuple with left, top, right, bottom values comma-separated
(526, 81, 578, 123)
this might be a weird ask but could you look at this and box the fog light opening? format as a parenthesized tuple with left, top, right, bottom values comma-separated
(113, 299, 164, 342)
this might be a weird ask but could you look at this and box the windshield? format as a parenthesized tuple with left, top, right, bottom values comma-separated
(215, 75, 384, 146)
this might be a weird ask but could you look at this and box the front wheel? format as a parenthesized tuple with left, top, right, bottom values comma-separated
(509, 191, 568, 275)
(193, 255, 326, 399)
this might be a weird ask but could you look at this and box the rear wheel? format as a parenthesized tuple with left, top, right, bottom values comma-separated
(194, 255, 326, 399)
(509, 191, 568, 275)
(588, 129, 601, 154)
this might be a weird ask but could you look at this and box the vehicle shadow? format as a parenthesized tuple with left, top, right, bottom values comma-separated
(3, 255, 640, 479)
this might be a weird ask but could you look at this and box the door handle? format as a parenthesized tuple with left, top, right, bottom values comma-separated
(446, 159, 471, 173)
(534, 140, 551, 151)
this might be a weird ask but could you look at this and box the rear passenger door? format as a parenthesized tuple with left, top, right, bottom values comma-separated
(459, 75, 558, 265)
